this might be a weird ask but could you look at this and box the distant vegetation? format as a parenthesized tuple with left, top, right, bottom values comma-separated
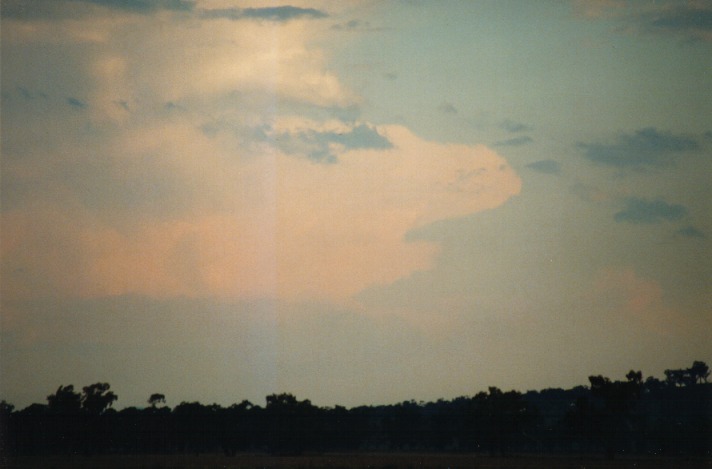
(1, 361, 709, 459)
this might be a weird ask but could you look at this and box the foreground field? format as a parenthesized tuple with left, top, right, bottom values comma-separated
(4, 453, 711, 469)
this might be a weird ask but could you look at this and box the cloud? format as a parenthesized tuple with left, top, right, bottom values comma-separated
(66, 97, 87, 109)
(639, 5, 712, 41)
(332, 19, 361, 30)
(526, 160, 561, 174)
(499, 119, 531, 133)
(2, 122, 520, 303)
(3, 7, 355, 111)
(201, 6, 327, 22)
(86, 0, 194, 13)
(272, 122, 392, 162)
(573, 1, 712, 42)
(1, 0, 520, 306)
(589, 267, 684, 335)
(676, 226, 706, 239)
(2, 1, 330, 24)
(494, 136, 533, 147)
(0, 0, 194, 19)
(331, 19, 383, 32)
(578, 127, 698, 168)
(438, 102, 458, 114)
(614, 197, 687, 224)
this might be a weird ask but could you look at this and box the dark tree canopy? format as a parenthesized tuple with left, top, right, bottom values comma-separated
(81, 382, 118, 415)
(3, 361, 710, 459)
(46, 385, 81, 414)
(148, 393, 166, 408)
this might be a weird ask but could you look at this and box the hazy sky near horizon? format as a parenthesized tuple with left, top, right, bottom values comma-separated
(1, 0, 711, 409)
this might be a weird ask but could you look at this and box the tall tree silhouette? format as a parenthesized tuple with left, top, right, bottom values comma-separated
(81, 383, 117, 415)
(689, 361, 710, 384)
(46, 385, 81, 414)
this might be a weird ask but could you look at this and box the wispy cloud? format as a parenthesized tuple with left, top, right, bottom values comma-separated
(639, 5, 712, 41)
(499, 119, 531, 133)
(331, 19, 383, 32)
(201, 6, 327, 22)
(578, 127, 698, 168)
(676, 225, 706, 239)
(66, 97, 87, 109)
(0, 0, 195, 19)
(1, 1, 327, 22)
(526, 160, 560, 174)
(574, 1, 712, 42)
(438, 102, 458, 114)
(86, 0, 194, 13)
(494, 136, 533, 147)
(614, 197, 687, 224)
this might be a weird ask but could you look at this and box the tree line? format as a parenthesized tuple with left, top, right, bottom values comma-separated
(1, 361, 709, 459)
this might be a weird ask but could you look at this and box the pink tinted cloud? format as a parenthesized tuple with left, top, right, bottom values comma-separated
(2, 125, 520, 304)
(589, 267, 689, 336)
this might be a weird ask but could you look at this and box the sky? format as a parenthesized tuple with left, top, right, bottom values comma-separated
(1, 0, 711, 410)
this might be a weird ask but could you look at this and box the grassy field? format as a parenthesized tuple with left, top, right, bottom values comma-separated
(4, 453, 711, 469)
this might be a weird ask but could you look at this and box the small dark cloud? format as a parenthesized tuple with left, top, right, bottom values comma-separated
(86, 0, 194, 12)
(676, 226, 706, 239)
(614, 197, 687, 224)
(438, 102, 458, 115)
(645, 6, 712, 35)
(244, 6, 327, 20)
(275, 124, 391, 163)
(494, 136, 533, 147)
(581, 3, 712, 43)
(329, 124, 392, 150)
(499, 119, 531, 133)
(331, 19, 361, 30)
(67, 97, 87, 109)
(1, 0, 194, 20)
(383, 72, 398, 81)
(17, 87, 33, 100)
(164, 101, 187, 112)
(578, 127, 699, 168)
(331, 19, 383, 32)
(115, 100, 130, 111)
(526, 160, 561, 174)
(15, 86, 47, 100)
(704, 131, 712, 140)
(202, 6, 327, 22)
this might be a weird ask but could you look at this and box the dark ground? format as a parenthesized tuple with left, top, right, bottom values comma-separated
(4, 453, 712, 469)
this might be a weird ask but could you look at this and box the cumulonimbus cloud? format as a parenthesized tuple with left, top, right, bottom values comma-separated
(2, 123, 521, 303)
(1, 2, 521, 304)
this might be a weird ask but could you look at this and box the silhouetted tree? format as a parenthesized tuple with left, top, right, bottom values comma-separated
(81, 383, 117, 415)
(626, 370, 643, 385)
(265, 393, 318, 454)
(689, 361, 710, 384)
(472, 387, 531, 456)
(46, 385, 81, 414)
(588, 372, 643, 458)
(383, 400, 423, 450)
(4, 362, 710, 457)
(148, 393, 166, 408)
